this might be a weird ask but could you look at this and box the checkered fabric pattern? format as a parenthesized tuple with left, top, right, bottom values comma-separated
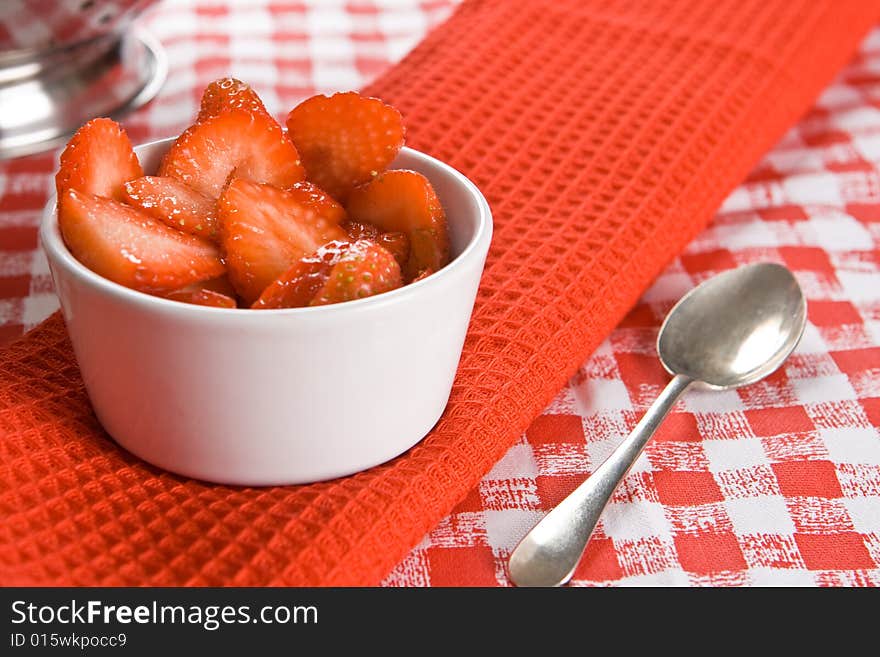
(384, 27, 880, 586)
(0, 1, 878, 587)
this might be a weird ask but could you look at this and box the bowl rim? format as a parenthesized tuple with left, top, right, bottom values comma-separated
(40, 142, 493, 317)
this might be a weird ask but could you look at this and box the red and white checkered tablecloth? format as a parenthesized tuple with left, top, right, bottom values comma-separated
(1, 1, 879, 587)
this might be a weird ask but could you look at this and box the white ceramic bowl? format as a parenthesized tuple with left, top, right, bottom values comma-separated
(40, 139, 492, 485)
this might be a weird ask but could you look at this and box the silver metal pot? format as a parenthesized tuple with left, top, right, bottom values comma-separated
(0, 0, 167, 159)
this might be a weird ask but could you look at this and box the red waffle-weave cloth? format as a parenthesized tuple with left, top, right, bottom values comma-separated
(1, 0, 878, 586)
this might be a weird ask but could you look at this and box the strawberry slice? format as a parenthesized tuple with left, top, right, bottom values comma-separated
(56, 118, 143, 201)
(345, 169, 449, 280)
(218, 179, 349, 304)
(250, 255, 334, 310)
(287, 180, 347, 226)
(311, 239, 403, 306)
(122, 176, 219, 241)
(285, 92, 404, 201)
(342, 219, 379, 241)
(341, 221, 408, 269)
(411, 268, 434, 283)
(197, 274, 238, 298)
(165, 276, 238, 308)
(198, 77, 268, 121)
(58, 189, 224, 293)
(376, 231, 410, 271)
(165, 288, 237, 308)
(252, 239, 402, 309)
(158, 109, 305, 198)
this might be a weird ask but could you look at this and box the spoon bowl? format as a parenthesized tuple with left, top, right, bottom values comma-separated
(509, 262, 807, 587)
(658, 263, 807, 389)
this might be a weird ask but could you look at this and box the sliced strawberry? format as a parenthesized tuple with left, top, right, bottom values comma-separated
(122, 176, 219, 241)
(376, 231, 410, 271)
(56, 118, 143, 201)
(345, 169, 449, 280)
(251, 252, 336, 310)
(341, 221, 408, 269)
(411, 268, 434, 283)
(286, 181, 347, 226)
(165, 288, 237, 308)
(165, 276, 239, 308)
(198, 274, 238, 298)
(198, 77, 268, 121)
(342, 219, 379, 241)
(218, 179, 349, 304)
(311, 239, 402, 306)
(285, 92, 404, 201)
(158, 109, 305, 199)
(59, 189, 224, 293)
(252, 239, 402, 309)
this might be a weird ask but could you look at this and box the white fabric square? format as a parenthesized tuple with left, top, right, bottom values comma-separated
(712, 220, 780, 250)
(842, 497, 880, 534)
(704, 437, 767, 472)
(747, 567, 816, 586)
(483, 509, 546, 552)
(795, 323, 829, 355)
(685, 387, 745, 412)
(782, 172, 843, 205)
(574, 378, 632, 413)
(307, 35, 356, 60)
(837, 271, 880, 302)
(793, 270, 843, 301)
(145, 101, 194, 130)
(148, 8, 198, 39)
(0, 299, 22, 327)
(21, 294, 59, 330)
(867, 321, 880, 347)
(641, 272, 694, 303)
(821, 427, 880, 465)
(591, 338, 616, 358)
(28, 248, 50, 277)
(309, 65, 365, 94)
(855, 133, 880, 161)
(484, 443, 538, 480)
(306, 5, 352, 34)
(377, 6, 427, 34)
(544, 386, 579, 414)
(725, 496, 796, 535)
(792, 374, 857, 404)
(601, 501, 672, 542)
(225, 62, 279, 87)
(384, 34, 425, 61)
(797, 216, 873, 250)
(717, 187, 750, 213)
(833, 106, 880, 132)
(157, 68, 198, 97)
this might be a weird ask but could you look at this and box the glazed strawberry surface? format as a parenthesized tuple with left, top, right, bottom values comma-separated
(1, 2, 879, 586)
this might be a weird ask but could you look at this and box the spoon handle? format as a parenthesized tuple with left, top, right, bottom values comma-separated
(509, 373, 693, 587)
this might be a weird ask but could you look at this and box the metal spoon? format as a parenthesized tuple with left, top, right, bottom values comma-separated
(508, 262, 807, 587)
